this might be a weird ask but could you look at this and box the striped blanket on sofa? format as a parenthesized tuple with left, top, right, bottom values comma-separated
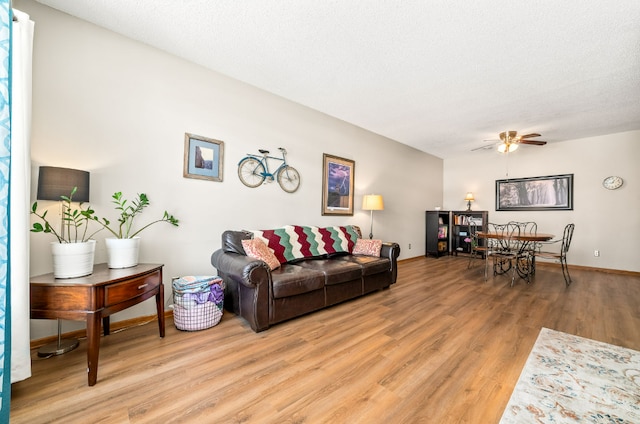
(249, 225, 360, 264)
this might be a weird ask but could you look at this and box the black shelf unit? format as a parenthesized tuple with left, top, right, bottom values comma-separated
(451, 210, 489, 256)
(425, 210, 451, 258)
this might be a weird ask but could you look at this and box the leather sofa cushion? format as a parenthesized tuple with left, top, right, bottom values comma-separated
(296, 259, 362, 285)
(271, 264, 325, 299)
(337, 255, 390, 276)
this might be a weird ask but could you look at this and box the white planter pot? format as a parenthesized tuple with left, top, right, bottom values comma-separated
(51, 240, 96, 279)
(105, 237, 140, 269)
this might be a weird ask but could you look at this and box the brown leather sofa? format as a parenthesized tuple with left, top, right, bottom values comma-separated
(210, 226, 400, 332)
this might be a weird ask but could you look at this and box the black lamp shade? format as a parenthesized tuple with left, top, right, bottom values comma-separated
(37, 166, 90, 202)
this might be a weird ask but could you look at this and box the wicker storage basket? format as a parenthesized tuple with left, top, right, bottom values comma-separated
(172, 276, 224, 331)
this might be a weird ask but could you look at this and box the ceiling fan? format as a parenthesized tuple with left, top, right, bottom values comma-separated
(497, 131, 547, 152)
(474, 131, 547, 153)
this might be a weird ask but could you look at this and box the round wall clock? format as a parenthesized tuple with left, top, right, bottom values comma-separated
(602, 176, 623, 190)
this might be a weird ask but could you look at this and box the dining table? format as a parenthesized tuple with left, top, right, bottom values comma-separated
(476, 230, 554, 281)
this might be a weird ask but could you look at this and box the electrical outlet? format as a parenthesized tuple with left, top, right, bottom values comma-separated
(408, 243, 412, 250)
(594, 250, 600, 257)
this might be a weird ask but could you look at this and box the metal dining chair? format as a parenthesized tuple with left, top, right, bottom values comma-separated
(467, 220, 491, 274)
(468, 222, 499, 279)
(480, 223, 506, 277)
(509, 221, 537, 236)
(508, 220, 538, 276)
(532, 223, 575, 287)
(486, 223, 528, 287)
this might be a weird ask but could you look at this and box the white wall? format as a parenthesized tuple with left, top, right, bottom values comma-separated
(19, 1, 442, 339)
(444, 130, 640, 272)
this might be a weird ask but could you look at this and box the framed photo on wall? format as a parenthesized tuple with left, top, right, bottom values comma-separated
(322, 153, 355, 216)
(183, 133, 224, 182)
(496, 174, 573, 211)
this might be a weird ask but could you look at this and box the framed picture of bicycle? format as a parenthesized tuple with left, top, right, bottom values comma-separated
(183, 133, 224, 182)
(322, 153, 355, 216)
(496, 173, 573, 211)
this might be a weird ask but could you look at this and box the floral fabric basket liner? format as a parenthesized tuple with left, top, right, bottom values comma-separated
(172, 275, 225, 331)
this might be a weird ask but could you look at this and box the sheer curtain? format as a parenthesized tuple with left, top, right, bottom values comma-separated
(0, 4, 9, 418)
(0, 4, 33, 416)
(10, 8, 34, 384)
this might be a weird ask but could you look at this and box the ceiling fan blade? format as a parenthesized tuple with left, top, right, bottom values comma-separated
(518, 140, 547, 146)
(471, 144, 494, 151)
(518, 133, 542, 139)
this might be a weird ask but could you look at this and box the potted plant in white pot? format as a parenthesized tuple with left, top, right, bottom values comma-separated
(93, 192, 179, 268)
(31, 187, 102, 278)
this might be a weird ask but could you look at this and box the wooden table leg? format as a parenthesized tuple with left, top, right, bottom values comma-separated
(156, 283, 165, 338)
(86, 312, 101, 386)
(103, 316, 110, 336)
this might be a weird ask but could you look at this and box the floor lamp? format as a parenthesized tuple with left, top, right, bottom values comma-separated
(35, 166, 90, 357)
(362, 194, 384, 239)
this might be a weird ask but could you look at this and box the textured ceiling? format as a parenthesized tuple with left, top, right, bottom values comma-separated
(34, 0, 640, 158)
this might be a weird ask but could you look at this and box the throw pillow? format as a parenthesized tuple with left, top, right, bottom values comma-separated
(241, 238, 281, 271)
(353, 239, 382, 257)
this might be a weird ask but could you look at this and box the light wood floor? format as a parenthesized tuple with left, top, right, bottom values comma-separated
(11, 256, 640, 423)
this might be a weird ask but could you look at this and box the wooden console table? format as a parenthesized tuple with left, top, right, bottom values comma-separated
(30, 263, 165, 386)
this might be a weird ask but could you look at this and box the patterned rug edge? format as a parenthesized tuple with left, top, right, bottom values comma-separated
(499, 327, 640, 423)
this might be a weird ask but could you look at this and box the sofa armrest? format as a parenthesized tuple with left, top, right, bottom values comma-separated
(211, 249, 271, 332)
(211, 249, 269, 288)
(380, 242, 401, 283)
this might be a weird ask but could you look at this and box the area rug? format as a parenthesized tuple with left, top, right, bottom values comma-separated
(500, 327, 640, 423)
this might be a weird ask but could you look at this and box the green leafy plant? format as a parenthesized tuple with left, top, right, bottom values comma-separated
(93, 192, 179, 239)
(30, 187, 102, 243)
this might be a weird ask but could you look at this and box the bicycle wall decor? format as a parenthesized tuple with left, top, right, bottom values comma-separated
(237, 147, 301, 193)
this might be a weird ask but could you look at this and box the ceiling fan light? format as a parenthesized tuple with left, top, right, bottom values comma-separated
(497, 143, 518, 153)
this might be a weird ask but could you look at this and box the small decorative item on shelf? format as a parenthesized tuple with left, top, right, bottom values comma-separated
(93, 192, 179, 268)
(464, 192, 475, 211)
(464, 236, 477, 248)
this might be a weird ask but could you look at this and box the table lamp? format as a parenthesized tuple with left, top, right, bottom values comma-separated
(362, 194, 384, 239)
(36, 166, 90, 357)
(465, 192, 475, 211)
